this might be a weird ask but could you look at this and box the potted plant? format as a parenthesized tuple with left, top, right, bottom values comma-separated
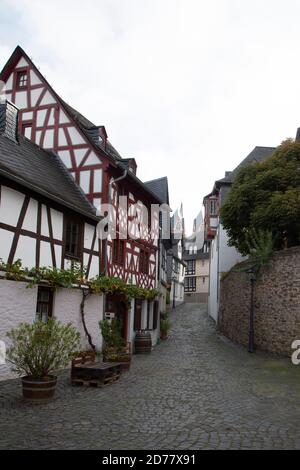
(160, 315, 171, 340)
(100, 319, 131, 370)
(6, 318, 80, 401)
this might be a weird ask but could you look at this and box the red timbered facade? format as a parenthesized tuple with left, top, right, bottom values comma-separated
(1, 46, 161, 289)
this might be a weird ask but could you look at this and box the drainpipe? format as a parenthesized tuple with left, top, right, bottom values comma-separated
(104, 169, 128, 276)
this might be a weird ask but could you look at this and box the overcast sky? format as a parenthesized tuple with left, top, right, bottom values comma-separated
(1, 0, 300, 233)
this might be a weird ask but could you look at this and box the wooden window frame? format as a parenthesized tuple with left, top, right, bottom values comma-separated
(139, 249, 149, 274)
(184, 277, 196, 293)
(210, 199, 217, 216)
(21, 122, 33, 140)
(16, 70, 28, 90)
(186, 260, 195, 275)
(113, 239, 125, 266)
(36, 286, 53, 322)
(64, 215, 83, 261)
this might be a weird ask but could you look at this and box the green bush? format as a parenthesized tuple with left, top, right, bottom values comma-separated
(99, 318, 125, 352)
(6, 318, 80, 379)
(160, 317, 171, 334)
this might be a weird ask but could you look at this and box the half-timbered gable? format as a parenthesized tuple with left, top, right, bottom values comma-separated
(0, 101, 101, 278)
(145, 177, 171, 311)
(1, 46, 163, 290)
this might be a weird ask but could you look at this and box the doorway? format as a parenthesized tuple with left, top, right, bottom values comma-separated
(105, 295, 128, 341)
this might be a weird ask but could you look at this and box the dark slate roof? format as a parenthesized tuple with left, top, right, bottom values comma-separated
(183, 251, 209, 261)
(216, 146, 275, 186)
(61, 100, 122, 161)
(144, 177, 169, 205)
(0, 134, 98, 220)
(61, 102, 164, 204)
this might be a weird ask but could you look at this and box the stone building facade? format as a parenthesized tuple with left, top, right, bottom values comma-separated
(218, 247, 300, 357)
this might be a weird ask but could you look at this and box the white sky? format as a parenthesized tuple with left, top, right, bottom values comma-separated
(1, 0, 300, 233)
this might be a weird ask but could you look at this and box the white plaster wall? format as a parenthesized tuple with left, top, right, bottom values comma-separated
(0, 280, 38, 381)
(84, 223, 94, 250)
(208, 235, 219, 323)
(14, 235, 36, 268)
(0, 186, 25, 227)
(208, 225, 245, 323)
(219, 225, 245, 273)
(67, 127, 86, 145)
(51, 209, 63, 241)
(22, 198, 38, 232)
(0, 229, 14, 263)
(53, 289, 104, 351)
(128, 298, 135, 347)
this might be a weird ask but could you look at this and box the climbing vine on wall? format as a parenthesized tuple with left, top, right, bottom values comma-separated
(0, 259, 160, 300)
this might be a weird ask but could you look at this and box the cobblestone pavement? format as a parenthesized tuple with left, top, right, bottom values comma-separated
(1, 303, 300, 450)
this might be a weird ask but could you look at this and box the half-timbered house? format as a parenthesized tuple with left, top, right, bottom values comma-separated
(145, 176, 171, 314)
(0, 100, 103, 380)
(0, 46, 165, 349)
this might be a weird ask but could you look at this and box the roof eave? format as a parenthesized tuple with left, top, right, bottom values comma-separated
(0, 166, 100, 222)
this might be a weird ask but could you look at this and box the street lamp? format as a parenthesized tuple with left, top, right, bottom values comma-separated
(248, 270, 256, 353)
(172, 275, 176, 309)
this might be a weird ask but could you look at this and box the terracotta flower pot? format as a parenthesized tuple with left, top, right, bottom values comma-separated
(22, 375, 57, 402)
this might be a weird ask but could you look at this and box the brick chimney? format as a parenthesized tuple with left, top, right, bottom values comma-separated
(0, 100, 19, 143)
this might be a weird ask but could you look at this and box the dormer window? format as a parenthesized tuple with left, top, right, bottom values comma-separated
(16, 71, 28, 89)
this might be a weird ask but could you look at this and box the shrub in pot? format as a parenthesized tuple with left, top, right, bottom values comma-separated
(100, 319, 131, 370)
(160, 316, 171, 340)
(7, 318, 80, 401)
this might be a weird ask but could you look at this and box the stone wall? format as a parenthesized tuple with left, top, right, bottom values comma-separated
(218, 247, 300, 357)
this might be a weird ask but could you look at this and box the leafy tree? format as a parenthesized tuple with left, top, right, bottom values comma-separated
(220, 139, 300, 255)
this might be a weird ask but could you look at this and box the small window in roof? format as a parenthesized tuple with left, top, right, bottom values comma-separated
(16, 71, 28, 89)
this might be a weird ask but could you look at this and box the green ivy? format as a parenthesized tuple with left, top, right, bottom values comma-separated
(0, 259, 160, 300)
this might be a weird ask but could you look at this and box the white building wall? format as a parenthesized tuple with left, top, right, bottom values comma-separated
(208, 225, 245, 323)
(0, 280, 38, 381)
(53, 289, 104, 351)
(127, 298, 135, 346)
(0, 279, 104, 381)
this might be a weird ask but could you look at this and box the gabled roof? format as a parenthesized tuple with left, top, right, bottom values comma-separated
(215, 146, 275, 187)
(1, 45, 165, 205)
(144, 177, 169, 205)
(0, 133, 98, 220)
(0, 46, 121, 167)
(183, 251, 209, 261)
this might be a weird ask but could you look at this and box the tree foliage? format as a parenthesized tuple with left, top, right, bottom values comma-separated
(220, 139, 300, 255)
